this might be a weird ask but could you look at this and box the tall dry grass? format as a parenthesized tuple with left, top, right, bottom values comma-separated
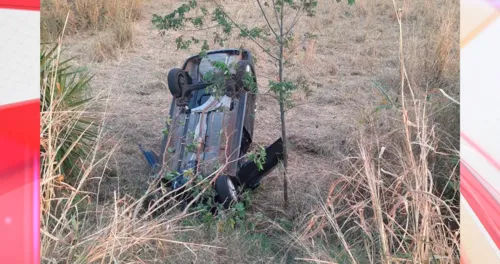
(41, 0, 143, 61)
(296, 1, 459, 263)
(41, 0, 142, 38)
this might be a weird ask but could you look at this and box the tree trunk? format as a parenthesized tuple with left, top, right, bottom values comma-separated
(279, 97, 288, 209)
(278, 4, 289, 209)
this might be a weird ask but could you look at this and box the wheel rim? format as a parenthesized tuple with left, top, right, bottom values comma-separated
(178, 72, 187, 87)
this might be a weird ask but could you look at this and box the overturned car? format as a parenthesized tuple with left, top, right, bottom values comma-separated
(140, 49, 283, 208)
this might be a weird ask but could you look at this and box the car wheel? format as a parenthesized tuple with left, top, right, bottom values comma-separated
(215, 175, 238, 209)
(235, 60, 252, 91)
(168, 68, 188, 98)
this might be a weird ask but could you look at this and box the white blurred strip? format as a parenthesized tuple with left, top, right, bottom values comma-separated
(461, 17, 500, 166)
(461, 0, 498, 38)
(0, 9, 40, 106)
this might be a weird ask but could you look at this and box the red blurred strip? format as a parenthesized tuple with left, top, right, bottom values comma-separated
(33, 157, 40, 264)
(461, 132, 500, 170)
(464, 159, 500, 202)
(0, 99, 39, 262)
(0, 137, 37, 262)
(461, 162, 500, 249)
(0, 0, 39, 10)
(0, 161, 36, 262)
(0, 99, 39, 152)
(0, 160, 33, 196)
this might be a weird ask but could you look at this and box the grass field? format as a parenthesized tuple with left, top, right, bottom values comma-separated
(41, 0, 460, 263)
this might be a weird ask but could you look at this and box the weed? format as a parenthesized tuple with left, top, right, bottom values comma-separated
(40, 45, 98, 182)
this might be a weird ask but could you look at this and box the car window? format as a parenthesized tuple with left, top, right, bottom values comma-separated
(199, 53, 240, 75)
(199, 53, 227, 75)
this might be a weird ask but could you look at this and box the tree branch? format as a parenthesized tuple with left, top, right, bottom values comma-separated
(256, 0, 279, 37)
(175, 24, 221, 32)
(271, 0, 281, 29)
(212, 0, 279, 61)
(261, 90, 279, 100)
(284, 2, 304, 37)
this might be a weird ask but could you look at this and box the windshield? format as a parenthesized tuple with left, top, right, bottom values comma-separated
(199, 53, 240, 75)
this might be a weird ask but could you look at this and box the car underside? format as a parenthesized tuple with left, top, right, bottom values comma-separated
(140, 49, 283, 209)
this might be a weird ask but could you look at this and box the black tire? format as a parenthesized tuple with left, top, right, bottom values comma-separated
(168, 68, 188, 98)
(234, 60, 251, 91)
(215, 175, 238, 209)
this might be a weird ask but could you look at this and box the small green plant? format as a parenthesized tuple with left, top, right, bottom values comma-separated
(40, 45, 99, 181)
(185, 141, 200, 152)
(207, 200, 248, 232)
(164, 170, 180, 181)
(180, 172, 255, 233)
(248, 145, 267, 171)
(243, 71, 258, 93)
(200, 58, 235, 98)
(184, 131, 200, 152)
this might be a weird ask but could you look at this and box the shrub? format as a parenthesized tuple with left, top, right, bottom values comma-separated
(40, 44, 98, 184)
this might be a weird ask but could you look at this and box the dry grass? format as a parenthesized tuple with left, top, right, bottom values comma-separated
(298, 112, 459, 262)
(41, 0, 142, 36)
(92, 19, 136, 62)
(294, 1, 460, 263)
(41, 0, 460, 262)
(41, 0, 143, 60)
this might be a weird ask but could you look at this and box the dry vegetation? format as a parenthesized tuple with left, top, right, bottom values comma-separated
(41, 0, 459, 263)
(41, 0, 143, 61)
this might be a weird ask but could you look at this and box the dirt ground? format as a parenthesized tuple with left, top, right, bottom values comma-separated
(63, 0, 424, 215)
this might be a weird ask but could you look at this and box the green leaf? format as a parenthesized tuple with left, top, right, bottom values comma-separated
(248, 146, 267, 171)
(201, 40, 210, 52)
(243, 71, 258, 93)
(212, 7, 232, 34)
(191, 36, 200, 44)
(200, 6, 208, 15)
(175, 36, 192, 50)
(239, 26, 263, 39)
(191, 17, 203, 28)
(269, 80, 297, 97)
